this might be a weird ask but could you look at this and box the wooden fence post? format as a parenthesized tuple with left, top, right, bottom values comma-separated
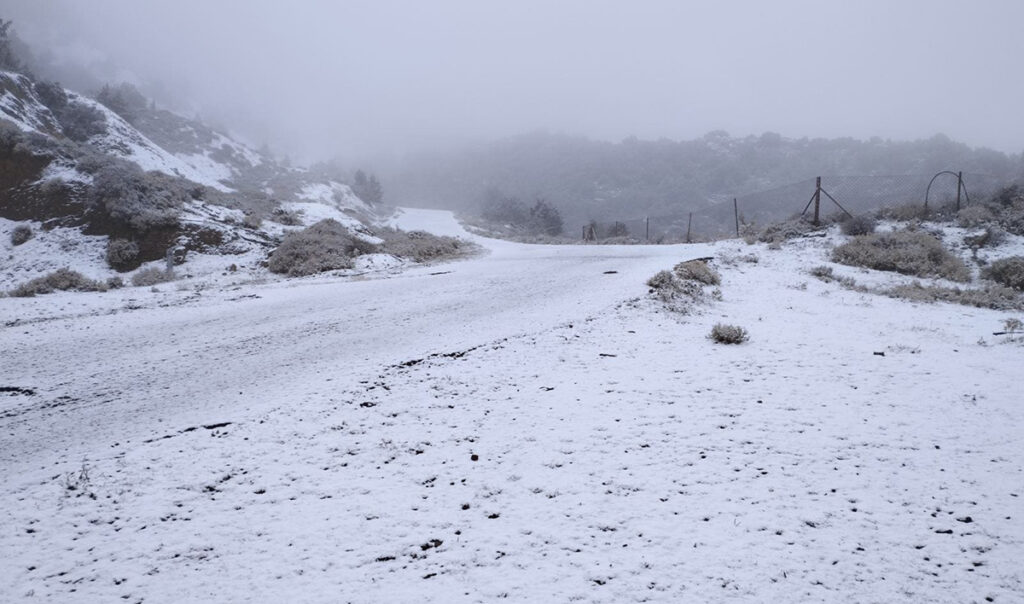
(686, 212, 692, 243)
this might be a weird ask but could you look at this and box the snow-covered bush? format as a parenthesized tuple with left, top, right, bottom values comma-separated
(710, 323, 749, 344)
(757, 217, 826, 244)
(88, 161, 188, 232)
(840, 214, 877, 236)
(957, 205, 995, 228)
(131, 267, 175, 287)
(377, 227, 470, 263)
(673, 259, 720, 286)
(105, 238, 139, 271)
(270, 207, 303, 226)
(647, 261, 720, 312)
(884, 282, 1022, 310)
(9, 268, 107, 297)
(10, 224, 32, 245)
(983, 256, 1024, 291)
(831, 230, 970, 282)
(268, 219, 372, 276)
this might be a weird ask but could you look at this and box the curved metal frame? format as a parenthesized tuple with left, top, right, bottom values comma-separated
(924, 171, 969, 210)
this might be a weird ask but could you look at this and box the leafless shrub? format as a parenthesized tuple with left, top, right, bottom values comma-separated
(957, 205, 995, 228)
(982, 256, 1024, 291)
(242, 213, 263, 229)
(375, 227, 473, 263)
(10, 224, 33, 246)
(757, 217, 826, 244)
(131, 267, 175, 287)
(9, 268, 107, 297)
(810, 265, 834, 281)
(831, 230, 970, 282)
(840, 214, 877, 236)
(883, 281, 1022, 310)
(270, 207, 303, 226)
(673, 259, 720, 285)
(709, 323, 749, 344)
(267, 219, 367, 276)
(877, 203, 928, 222)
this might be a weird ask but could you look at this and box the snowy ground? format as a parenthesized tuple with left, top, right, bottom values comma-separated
(1, 209, 1022, 603)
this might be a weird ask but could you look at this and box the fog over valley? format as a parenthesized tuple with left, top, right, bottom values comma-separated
(5, 0, 1024, 164)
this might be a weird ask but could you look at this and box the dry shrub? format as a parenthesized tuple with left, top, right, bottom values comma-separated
(840, 214, 877, 236)
(673, 259, 720, 285)
(831, 230, 970, 282)
(757, 218, 824, 244)
(270, 208, 303, 226)
(982, 256, 1024, 291)
(268, 219, 371, 276)
(709, 323, 749, 344)
(376, 227, 472, 263)
(9, 268, 107, 297)
(11, 224, 33, 246)
(131, 267, 175, 287)
(884, 282, 1022, 310)
(957, 205, 995, 228)
(877, 203, 928, 222)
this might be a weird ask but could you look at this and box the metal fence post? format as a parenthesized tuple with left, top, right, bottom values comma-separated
(813, 176, 822, 226)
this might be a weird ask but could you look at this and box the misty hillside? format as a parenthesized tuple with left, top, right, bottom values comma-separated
(0, 67, 395, 289)
(387, 131, 1023, 235)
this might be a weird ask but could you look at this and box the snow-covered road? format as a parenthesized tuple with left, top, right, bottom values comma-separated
(1, 209, 696, 467)
(1, 209, 1022, 603)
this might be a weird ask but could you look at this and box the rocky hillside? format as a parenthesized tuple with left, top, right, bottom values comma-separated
(0, 70, 380, 289)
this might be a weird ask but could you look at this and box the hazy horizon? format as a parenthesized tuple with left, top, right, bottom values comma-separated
(4, 0, 1024, 163)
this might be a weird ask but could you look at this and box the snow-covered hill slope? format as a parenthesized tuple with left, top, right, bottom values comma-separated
(0, 71, 62, 136)
(1, 69, 383, 287)
(1, 211, 1021, 602)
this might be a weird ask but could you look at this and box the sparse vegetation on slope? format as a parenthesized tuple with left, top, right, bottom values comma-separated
(982, 256, 1024, 291)
(8, 267, 108, 297)
(267, 219, 372, 276)
(832, 230, 970, 282)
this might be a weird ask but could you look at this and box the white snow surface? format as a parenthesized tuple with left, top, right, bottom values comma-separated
(71, 93, 235, 193)
(0, 71, 60, 134)
(1, 210, 1022, 603)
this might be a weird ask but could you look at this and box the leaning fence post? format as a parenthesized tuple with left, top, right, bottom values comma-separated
(813, 176, 822, 226)
(956, 171, 963, 211)
(734, 198, 739, 237)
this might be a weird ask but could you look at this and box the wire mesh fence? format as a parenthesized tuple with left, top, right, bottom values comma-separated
(582, 171, 1010, 242)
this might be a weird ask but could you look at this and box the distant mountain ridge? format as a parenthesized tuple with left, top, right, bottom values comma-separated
(386, 130, 1024, 233)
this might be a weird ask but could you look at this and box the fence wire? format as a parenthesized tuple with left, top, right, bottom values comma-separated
(582, 172, 1009, 241)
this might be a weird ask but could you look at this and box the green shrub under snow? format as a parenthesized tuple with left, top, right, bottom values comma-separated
(105, 238, 139, 271)
(9, 268, 107, 297)
(982, 256, 1024, 291)
(268, 219, 375, 277)
(831, 230, 970, 282)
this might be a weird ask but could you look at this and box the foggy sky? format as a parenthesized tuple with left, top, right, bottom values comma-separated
(5, 0, 1024, 162)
